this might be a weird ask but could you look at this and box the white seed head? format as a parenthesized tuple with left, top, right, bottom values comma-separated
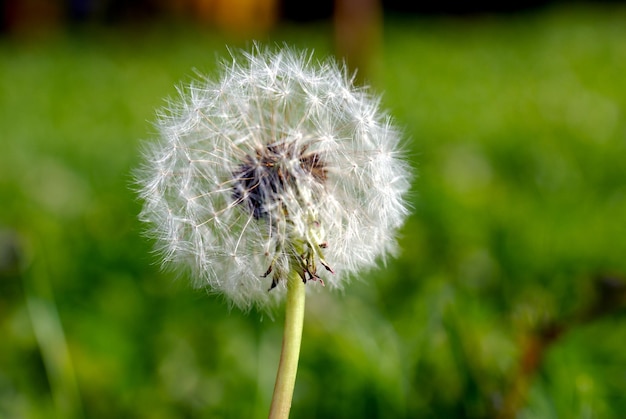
(136, 44, 412, 310)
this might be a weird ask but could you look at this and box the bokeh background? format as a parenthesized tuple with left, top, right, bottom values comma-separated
(2, 1, 626, 418)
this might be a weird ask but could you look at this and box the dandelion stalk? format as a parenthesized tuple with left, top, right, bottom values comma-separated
(269, 270, 306, 419)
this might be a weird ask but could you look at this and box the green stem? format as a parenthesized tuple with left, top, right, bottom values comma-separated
(268, 272, 306, 419)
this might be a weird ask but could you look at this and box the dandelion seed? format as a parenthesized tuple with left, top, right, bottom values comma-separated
(136, 44, 412, 311)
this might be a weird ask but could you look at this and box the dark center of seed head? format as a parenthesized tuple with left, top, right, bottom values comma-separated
(232, 143, 327, 220)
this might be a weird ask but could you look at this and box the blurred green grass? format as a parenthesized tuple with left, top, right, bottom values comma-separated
(1, 4, 626, 418)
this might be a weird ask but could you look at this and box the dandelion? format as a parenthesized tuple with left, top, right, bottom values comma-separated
(136, 44, 411, 418)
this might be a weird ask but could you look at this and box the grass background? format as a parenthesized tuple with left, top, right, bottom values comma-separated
(1, 3, 626, 418)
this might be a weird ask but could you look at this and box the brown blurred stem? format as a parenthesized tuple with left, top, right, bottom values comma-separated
(334, 0, 382, 84)
(498, 274, 626, 419)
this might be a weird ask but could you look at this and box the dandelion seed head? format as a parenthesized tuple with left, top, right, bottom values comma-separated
(137, 44, 412, 310)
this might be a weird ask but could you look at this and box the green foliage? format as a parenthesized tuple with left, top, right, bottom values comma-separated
(1, 5, 626, 418)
